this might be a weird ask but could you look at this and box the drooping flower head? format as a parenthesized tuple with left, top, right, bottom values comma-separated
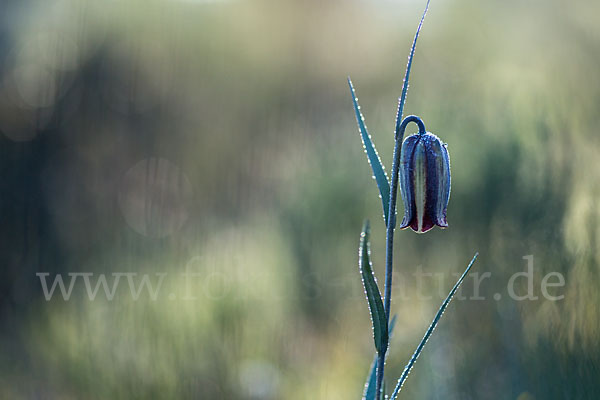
(399, 132, 450, 233)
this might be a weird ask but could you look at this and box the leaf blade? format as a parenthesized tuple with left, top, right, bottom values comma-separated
(359, 221, 388, 355)
(390, 253, 479, 399)
(363, 315, 397, 400)
(363, 357, 378, 400)
(348, 78, 391, 225)
(393, 0, 431, 139)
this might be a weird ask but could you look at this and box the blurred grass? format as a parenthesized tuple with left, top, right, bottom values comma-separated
(1, 0, 600, 398)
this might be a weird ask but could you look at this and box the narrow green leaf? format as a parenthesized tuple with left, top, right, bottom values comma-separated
(394, 0, 431, 139)
(363, 315, 397, 400)
(359, 220, 388, 355)
(348, 78, 391, 225)
(363, 357, 378, 400)
(389, 314, 398, 337)
(390, 253, 479, 399)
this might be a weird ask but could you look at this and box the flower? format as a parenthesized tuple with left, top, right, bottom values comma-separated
(398, 132, 450, 233)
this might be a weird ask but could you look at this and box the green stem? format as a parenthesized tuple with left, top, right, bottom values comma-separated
(373, 0, 432, 397)
(374, 116, 425, 399)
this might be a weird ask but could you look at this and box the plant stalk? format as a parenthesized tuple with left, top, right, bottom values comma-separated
(374, 2, 431, 397)
(375, 115, 426, 399)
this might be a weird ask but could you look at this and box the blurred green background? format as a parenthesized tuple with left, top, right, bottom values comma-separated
(1, 0, 599, 398)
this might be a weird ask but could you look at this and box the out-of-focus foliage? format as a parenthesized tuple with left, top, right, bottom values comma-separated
(1, 0, 599, 399)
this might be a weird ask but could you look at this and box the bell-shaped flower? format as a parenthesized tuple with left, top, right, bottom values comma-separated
(399, 132, 450, 233)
